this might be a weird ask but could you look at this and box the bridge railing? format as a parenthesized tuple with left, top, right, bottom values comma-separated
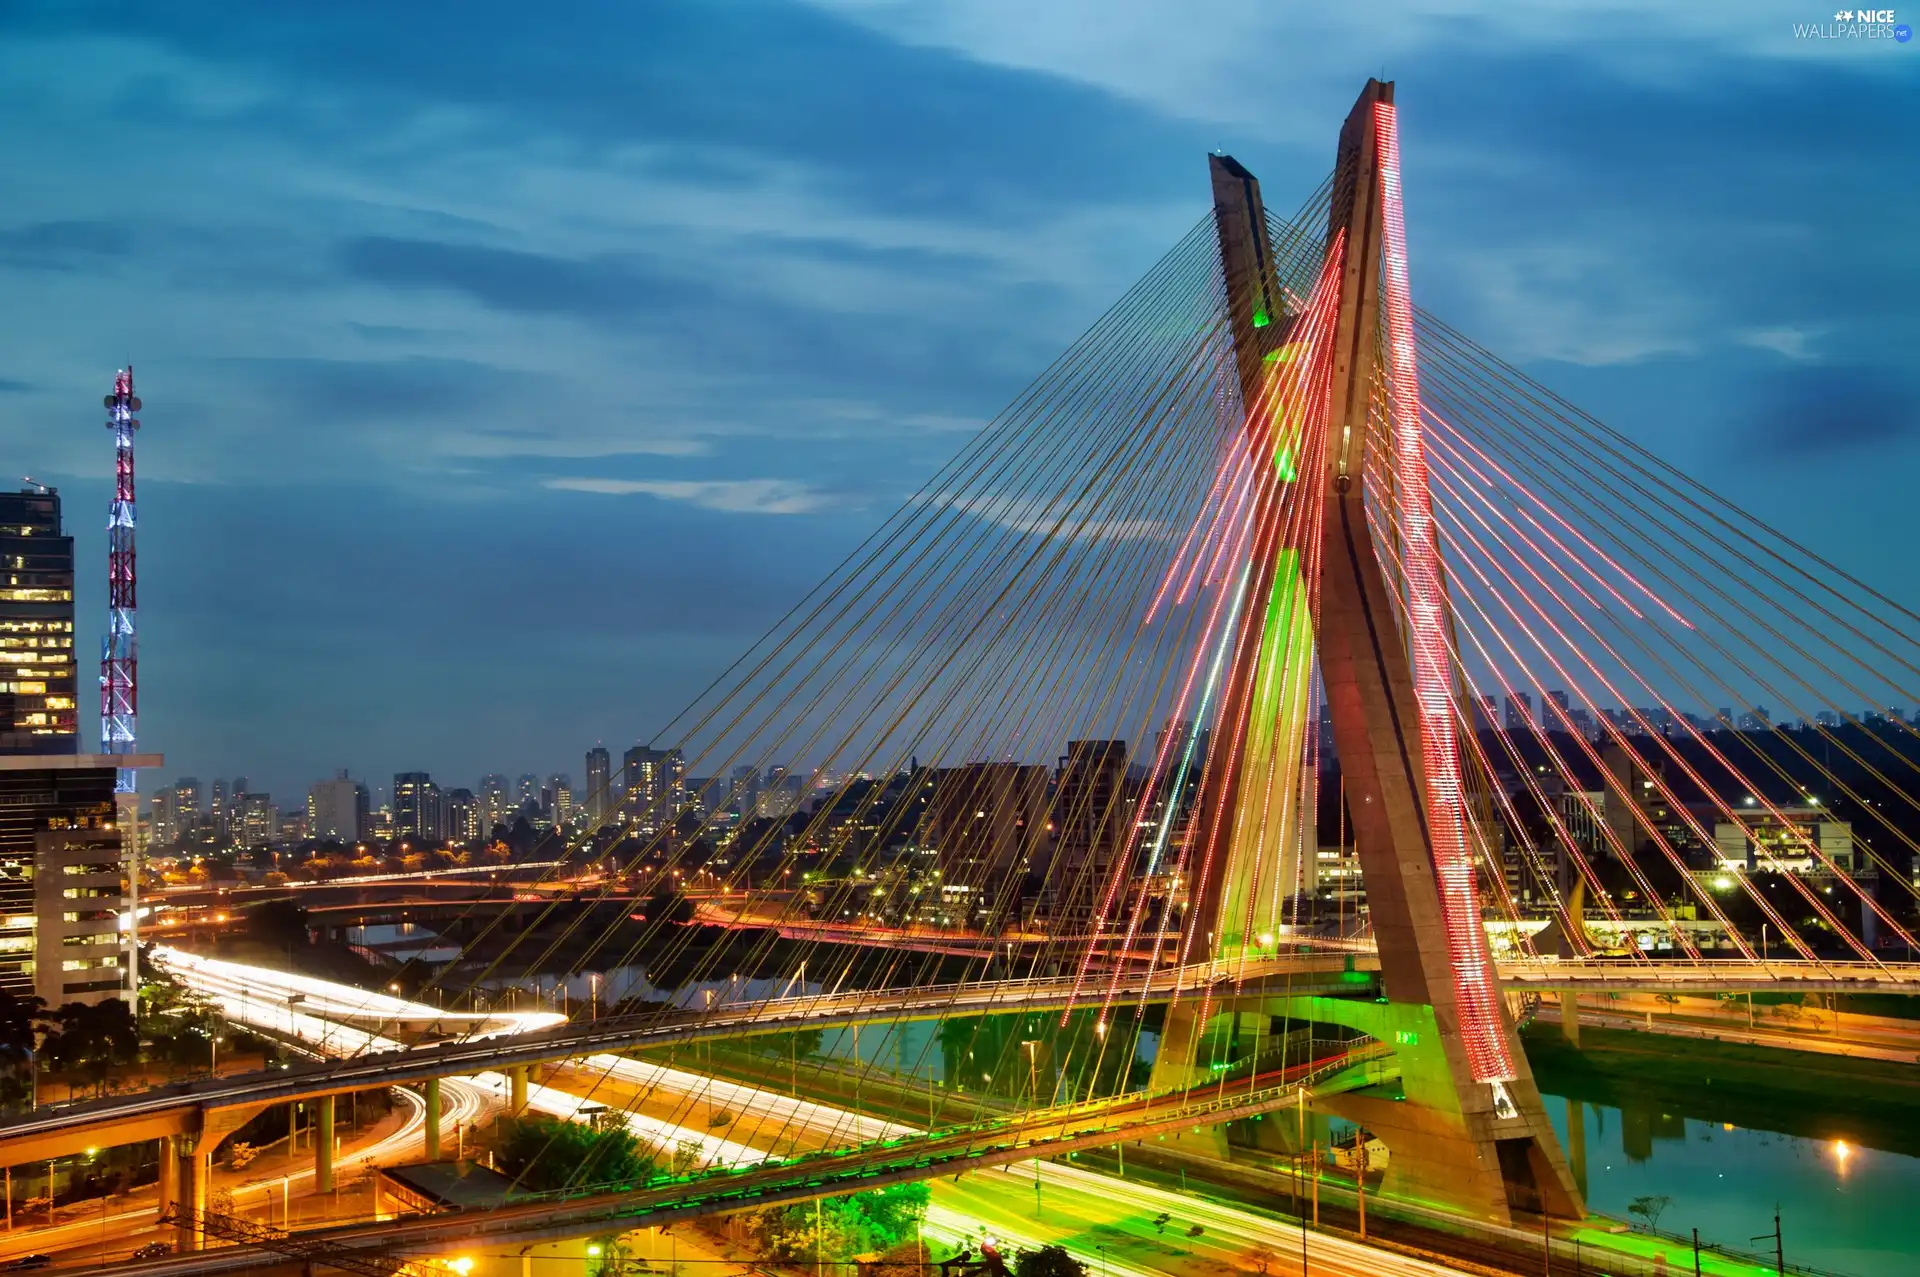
(472, 1041, 1398, 1213)
(1500, 957, 1920, 985)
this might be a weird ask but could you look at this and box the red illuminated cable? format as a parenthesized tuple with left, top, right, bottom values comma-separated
(1374, 102, 1515, 1083)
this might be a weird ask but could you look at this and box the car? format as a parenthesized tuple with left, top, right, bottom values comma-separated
(132, 1242, 174, 1260)
(1, 1256, 51, 1271)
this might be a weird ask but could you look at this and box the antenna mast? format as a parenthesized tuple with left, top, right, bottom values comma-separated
(102, 367, 140, 791)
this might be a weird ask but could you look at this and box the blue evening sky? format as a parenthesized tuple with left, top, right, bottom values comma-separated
(0, 2, 1912, 805)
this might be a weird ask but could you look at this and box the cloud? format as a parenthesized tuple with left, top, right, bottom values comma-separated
(0, 219, 136, 270)
(543, 476, 840, 514)
(337, 236, 703, 321)
(798, 0, 1906, 132)
(1738, 327, 1822, 362)
(1749, 365, 1916, 456)
(0, 377, 32, 394)
(934, 493, 1169, 543)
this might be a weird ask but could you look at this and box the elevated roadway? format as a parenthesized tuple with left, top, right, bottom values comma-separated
(9, 952, 1920, 1167)
(97, 1048, 1395, 1276)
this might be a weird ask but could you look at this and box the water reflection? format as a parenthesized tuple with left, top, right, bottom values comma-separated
(1545, 1096, 1918, 1277)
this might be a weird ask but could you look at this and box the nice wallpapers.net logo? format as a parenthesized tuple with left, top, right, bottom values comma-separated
(1794, 9, 1913, 39)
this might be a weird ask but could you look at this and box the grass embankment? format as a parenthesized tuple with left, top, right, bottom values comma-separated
(1522, 1022, 1920, 1158)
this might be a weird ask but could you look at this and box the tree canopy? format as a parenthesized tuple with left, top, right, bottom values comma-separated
(483, 1114, 654, 1192)
(1015, 1245, 1088, 1277)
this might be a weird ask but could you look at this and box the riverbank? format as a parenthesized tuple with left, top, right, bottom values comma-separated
(1521, 1022, 1920, 1158)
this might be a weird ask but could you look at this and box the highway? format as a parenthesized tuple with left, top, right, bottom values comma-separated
(0, 946, 1426, 1274)
(149, 946, 566, 1047)
(12, 948, 1920, 1168)
(20, 952, 1794, 1277)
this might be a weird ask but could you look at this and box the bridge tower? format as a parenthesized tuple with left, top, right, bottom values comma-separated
(1178, 81, 1583, 1224)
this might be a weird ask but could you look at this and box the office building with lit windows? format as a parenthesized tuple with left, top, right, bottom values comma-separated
(0, 487, 78, 754)
(393, 772, 443, 841)
(622, 745, 685, 833)
(0, 752, 161, 1008)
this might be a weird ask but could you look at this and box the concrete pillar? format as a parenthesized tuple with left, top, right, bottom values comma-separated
(156, 1135, 178, 1217)
(509, 1065, 529, 1116)
(176, 1140, 208, 1252)
(424, 1077, 443, 1162)
(1559, 992, 1581, 1047)
(315, 1095, 335, 1194)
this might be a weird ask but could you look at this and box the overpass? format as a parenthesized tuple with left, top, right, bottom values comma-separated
(100, 1046, 1396, 1277)
(8, 952, 1920, 1171)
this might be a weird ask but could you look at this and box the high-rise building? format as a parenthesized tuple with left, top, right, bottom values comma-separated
(755, 765, 805, 821)
(234, 792, 277, 850)
(307, 772, 367, 843)
(0, 487, 78, 755)
(1045, 740, 1129, 926)
(545, 774, 573, 826)
(169, 778, 202, 840)
(1503, 693, 1534, 732)
(210, 779, 229, 841)
(4, 753, 160, 1008)
(515, 774, 541, 815)
(928, 762, 1050, 888)
(479, 774, 511, 836)
(443, 788, 480, 844)
(729, 764, 760, 818)
(149, 786, 176, 847)
(393, 772, 442, 841)
(622, 745, 685, 832)
(585, 747, 613, 826)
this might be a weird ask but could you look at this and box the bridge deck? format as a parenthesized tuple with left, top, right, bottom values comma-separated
(96, 1049, 1395, 1276)
(7, 955, 1918, 1165)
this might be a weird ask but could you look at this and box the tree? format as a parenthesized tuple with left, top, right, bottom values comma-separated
(47, 1001, 137, 1094)
(1241, 1244, 1282, 1277)
(0, 991, 52, 1112)
(1014, 1245, 1088, 1277)
(0, 990, 49, 1066)
(481, 1115, 653, 1192)
(747, 1183, 931, 1265)
(1627, 1194, 1672, 1233)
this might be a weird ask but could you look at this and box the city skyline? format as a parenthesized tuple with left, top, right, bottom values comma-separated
(1, 5, 1912, 807)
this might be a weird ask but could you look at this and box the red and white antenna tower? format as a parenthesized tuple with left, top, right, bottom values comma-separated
(102, 367, 140, 793)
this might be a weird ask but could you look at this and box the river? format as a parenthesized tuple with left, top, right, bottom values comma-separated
(1548, 1095, 1920, 1277)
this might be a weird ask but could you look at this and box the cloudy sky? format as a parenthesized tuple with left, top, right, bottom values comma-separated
(1, 1, 1913, 804)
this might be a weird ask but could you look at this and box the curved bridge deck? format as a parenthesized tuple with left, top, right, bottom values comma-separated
(6, 955, 1917, 1166)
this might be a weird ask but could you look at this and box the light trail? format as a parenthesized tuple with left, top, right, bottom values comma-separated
(150, 946, 565, 1052)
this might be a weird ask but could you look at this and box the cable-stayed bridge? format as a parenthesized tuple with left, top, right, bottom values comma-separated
(20, 77, 1920, 1271)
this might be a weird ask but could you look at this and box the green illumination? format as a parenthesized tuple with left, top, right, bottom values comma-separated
(1394, 1029, 1419, 1046)
(1273, 443, 1297, 484)
(1213, 550, 1315, 959)
(1252, 306, 1271, 328)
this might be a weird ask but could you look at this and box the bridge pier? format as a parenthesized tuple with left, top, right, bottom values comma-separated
(315, 1095, 335, 1194)
(1145, 999, 1273, 1158)
(1559, 992, 1581, 1047)
(509, 1064, 529, 1116)
(1273, 995, 1579, 1222)
(156, 1134, 178, 1217)
(175, 1137, 208, 1252)
(424, 1077, 443, 1161)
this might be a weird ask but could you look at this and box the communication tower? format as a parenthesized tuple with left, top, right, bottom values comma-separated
(102, 367, 140, 792)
